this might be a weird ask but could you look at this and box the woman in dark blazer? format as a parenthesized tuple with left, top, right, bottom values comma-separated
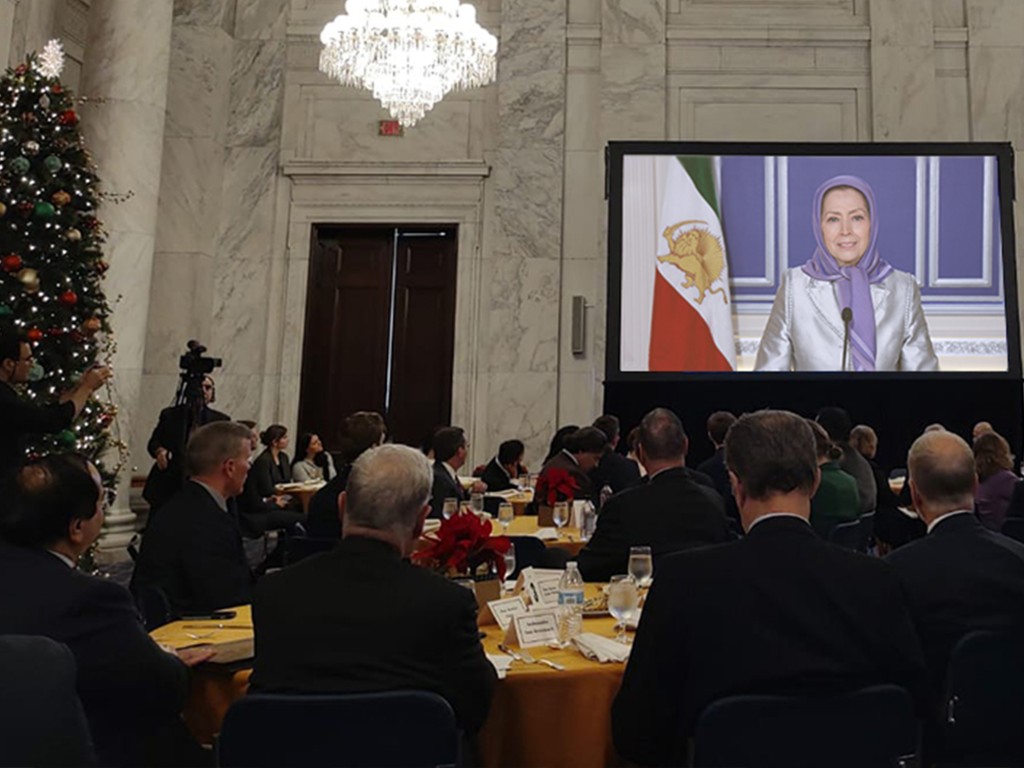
(251, 424, 294, 501)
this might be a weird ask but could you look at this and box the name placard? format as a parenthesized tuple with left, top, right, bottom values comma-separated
(486, 596, 528, 631)
(505, 610, 560, 648)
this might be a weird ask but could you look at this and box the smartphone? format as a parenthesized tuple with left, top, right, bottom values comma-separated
(180, 610, 237, 621)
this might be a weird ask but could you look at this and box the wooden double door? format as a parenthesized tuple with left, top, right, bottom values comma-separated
(297, 225, 458, 451)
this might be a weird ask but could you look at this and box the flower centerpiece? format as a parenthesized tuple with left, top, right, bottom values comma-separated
(414, 512, 511, 581)
(535, 467, 579, 506)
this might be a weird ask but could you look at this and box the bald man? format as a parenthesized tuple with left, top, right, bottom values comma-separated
(972, 420, 994, 441)
(886, 430, 1024, 695)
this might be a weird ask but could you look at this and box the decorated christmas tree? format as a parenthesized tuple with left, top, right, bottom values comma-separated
(0, 41, 121, 482)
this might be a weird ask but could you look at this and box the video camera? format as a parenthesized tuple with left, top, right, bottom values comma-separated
(179, 340, 222, 377)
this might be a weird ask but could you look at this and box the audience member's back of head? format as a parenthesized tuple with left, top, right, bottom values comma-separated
(345, 444, 432, 536)
(341, 411, 386, 464)
(186, 421, 252, 477)
(592, 415, 621, 447)
(546, 425, 579, 462)
(706, 411, 737, 447)
(726, 411, 817, 500)
(807, 419, 842, 463)
(259, 424, 287, 448)
(639, 408, 687, 461)
(849, 424, 878, 459)
(815, 407, 853, 444)
(973, 430, 1014, 482)
(908, 430, 976, 510)
(432, 427, 466, 464)
(564, 426, 607, 455)
(498, 439, 525, 466)
(0, 453, 99, 548)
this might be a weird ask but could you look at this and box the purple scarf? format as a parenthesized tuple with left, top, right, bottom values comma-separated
(801, 175, 893, 371)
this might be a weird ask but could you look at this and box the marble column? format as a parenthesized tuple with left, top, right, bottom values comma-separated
(78, 0, 174, 555)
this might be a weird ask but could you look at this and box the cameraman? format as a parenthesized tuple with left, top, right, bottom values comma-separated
(0, 331, 111, 476)
(142, 374, 229, 514)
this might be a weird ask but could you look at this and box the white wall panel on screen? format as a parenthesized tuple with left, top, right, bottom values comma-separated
(620, 156, 659, 372)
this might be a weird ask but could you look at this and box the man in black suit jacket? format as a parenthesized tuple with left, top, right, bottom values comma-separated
(0, 454, 211, 767)
(142, 375, 230, 513)
(886, 430, 1024, 695)
(429, 426, 484, 518)
(478, 439, 525, 493)
(578, 408, 729, 582)
(613, 410, 926, 767)
(250, 443, 497, 734)
(590, 415, 642, 496)
(132, 421, 254, 618)
(534, 426, 605, 509)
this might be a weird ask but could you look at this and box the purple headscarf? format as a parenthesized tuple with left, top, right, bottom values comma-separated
(801, 175, 893, 371)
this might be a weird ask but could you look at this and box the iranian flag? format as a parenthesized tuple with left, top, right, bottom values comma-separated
(648, 156, 736, 371)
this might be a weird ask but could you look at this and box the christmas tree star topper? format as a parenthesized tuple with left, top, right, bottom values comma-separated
(36, 39, 65, 80)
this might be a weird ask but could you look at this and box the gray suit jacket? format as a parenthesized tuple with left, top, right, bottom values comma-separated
(755, 267, 938, 372)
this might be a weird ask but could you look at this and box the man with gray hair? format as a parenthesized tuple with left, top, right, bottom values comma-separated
(131, 421, 254, 619)
(250, 444, 496, 734)
(886, 430, 1024, 696)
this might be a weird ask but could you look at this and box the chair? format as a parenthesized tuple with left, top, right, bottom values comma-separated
(507, 535, 547, 579)
(282, 536, 337, 567)
(941, 630, 1024, 766)
(1001, 517, 1024, 545)
(132, 583, 172, 631)
(858, 510, 876, 553)
(217, 690, 459, 768)
(693, 684, 917, 768)
(829, 518, 862, 551)
(0, 635, 96, 768)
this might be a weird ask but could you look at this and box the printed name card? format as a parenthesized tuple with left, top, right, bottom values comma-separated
(504, 609, 560, 648)
(521, 567, 564, 606)
(485, 596, 528, 631)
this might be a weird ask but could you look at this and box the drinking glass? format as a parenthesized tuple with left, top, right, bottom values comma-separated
(628, 546, 654, 588)
(471, 492, 484, 514)
(608, 575, 639, 644)
(442, 497, 458, 520)
(498, 502, 514, 531)
(553, 501, 570, 532)
(503, 544, 517, 589)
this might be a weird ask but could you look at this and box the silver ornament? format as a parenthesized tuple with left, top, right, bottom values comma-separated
(23, 140, 40, 156)
(39, 95, 51, 109)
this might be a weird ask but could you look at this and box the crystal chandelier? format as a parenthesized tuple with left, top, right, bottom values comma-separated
(319, 0, 498, 128)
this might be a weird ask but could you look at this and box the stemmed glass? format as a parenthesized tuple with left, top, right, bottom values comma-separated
(552, 501, 570, 534)
(608, 575, 640, 644)
(498, 502, 514, 532)
(442, 497, 458, 520)
(628, 545, 654, 588)
(503, 543, 517, 593)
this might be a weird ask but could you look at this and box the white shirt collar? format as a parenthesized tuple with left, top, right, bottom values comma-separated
(47, 549, 76, 569)
(442, 461, 458, 482)
(193, 479, 228, 512)
(561, 449, 579, 466)
(746, 512, 811, 533)
(493, 458, 511, 479)
(927, 509, 974, 534)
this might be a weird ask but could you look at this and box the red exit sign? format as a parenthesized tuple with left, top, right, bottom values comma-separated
(378, 120, 404, 136)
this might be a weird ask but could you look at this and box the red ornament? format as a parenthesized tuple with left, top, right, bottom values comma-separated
(69, 330, 86, 343)
(52, 84, 63, 94)
(46, 326, 64, 338)
(26, 328, 43, 342)
(99, 413, 113, 427)
(58, 109, 78, 126)
(95, 261, 109, 275)
(21, 111, 37, 125)
(2, 254, 22, 272)
(14, 64, 26, 75)
(81, 216, 99, 231)
(59, 290, 78, 307)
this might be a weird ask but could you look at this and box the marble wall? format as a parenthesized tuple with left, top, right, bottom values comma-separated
(5, 0, 1024, 485)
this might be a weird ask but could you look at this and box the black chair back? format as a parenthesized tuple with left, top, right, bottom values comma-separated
(942, 630, 1024, 765)
(282, 536, 337, 567)
(1001, 517, 1024, 545)
(693, 684, 917, 768)
(507, 535, 547, 579)
(133, 583, 172, 631)
(829, 518, 862, 551)
(218, 690, 459, 768)
(0, 635, 96, 767)
(859, 511, 876, 552)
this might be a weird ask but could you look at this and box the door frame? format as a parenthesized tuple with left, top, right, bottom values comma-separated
(274, 161, 489, 454)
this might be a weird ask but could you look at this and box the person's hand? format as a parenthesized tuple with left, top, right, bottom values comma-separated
(471, 480, 487, 494)
(273, 495, 289, 509)
(81, 365, 112, 391)
(176, 647, 217, 667)
(155, 447, 170, 471)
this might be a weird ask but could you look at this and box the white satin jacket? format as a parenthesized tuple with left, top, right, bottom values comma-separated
(754, 267, 939, 372)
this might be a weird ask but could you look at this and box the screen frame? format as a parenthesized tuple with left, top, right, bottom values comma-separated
(604, 140, 1021, 383)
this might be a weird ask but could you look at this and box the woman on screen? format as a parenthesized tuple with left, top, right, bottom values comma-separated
(755, 174, 938, 372)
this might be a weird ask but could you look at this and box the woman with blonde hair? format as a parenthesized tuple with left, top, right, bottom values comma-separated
(974, 431, 1017, 531)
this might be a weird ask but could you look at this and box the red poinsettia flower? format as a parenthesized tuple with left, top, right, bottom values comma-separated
(414, 512, 512, 580)
(534, 466, 579, 507)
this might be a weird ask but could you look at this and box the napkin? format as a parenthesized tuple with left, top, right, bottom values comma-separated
(533, 527, 559, 541)
(486, 653, 514, 680)
(422, 519, 442, 535)
(573, 633, 631, 663)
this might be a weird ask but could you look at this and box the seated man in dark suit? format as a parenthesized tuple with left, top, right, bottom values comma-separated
(307, 411, 386, 538)
(250, 443, 497, 735)
(886, 430, 1024, 697)
(0, 454, 212, 767)
(132, 421, 254, 618)
(613, 410, 926, 767)
(534, 426, 605, 508)
(143, 375, 231, 514)
(428, 426, 484, 519)
(695, 410, 740, 532)
(590, 414, 641, 497)
(578, 408, 729, 582)
(478, 439, 525, 493)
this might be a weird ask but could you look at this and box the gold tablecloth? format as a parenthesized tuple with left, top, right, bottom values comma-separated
(500, 515, 585, 558)
(152, 587, 627, 768)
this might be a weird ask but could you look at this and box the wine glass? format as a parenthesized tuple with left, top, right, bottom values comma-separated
(608, 575, 639, 644)
(442, 497, 457, 520)
(471, 492, 484, 514)
(628, 545, 654, 588)
(553, 501, 570, 533)
(503, 544, 517, 592)
(498, 502, 514, 532)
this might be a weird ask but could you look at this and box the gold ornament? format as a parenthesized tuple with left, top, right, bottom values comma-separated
(17, 267, 40, 293)
(82, 316, 102, 335)
(66, 228, 81, 242)
(52, 190, 71, 207)
(0, 202, 6, 217)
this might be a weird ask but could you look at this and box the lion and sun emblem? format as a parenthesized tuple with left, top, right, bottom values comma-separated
(657, 220, 729, 305)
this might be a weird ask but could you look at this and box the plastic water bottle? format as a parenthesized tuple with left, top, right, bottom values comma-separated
(579, 500, 597, 542)
(557, 562, 585, 645)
